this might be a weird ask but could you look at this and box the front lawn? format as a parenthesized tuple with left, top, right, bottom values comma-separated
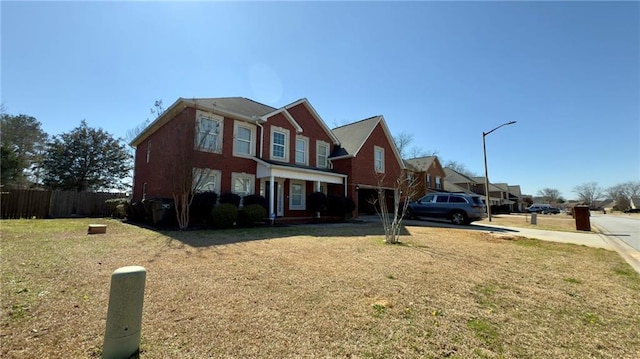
(1, 219, 638, 358)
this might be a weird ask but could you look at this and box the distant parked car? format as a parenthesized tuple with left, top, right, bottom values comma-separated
(526, 205, 550, 213)
(406, 192, 487, 225)
(624, 208, 640, 213)
(541, 207, 560, 214)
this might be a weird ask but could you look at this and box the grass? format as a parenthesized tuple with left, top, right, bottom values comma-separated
(2, 218, 640, 358)
(477, 213, 583, 232)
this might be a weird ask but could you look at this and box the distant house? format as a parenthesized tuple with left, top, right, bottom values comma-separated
(129, 97, 404, 221)
(404, 156, 446, 196)
(630, 197, 640, 210)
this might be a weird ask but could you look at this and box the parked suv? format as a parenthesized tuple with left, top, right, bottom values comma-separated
(406, 192, 487, 225)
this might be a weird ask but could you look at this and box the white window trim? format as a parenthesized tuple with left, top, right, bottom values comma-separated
(146, 140, 151, 163)
(295, 136, 309, 165)
(289, 180, 306, 210)
(316, 140, 329, 168)
(195, 110, 224, 153)
(374, 146, 385, 173)
(231, 172, 255, 198)
(192, 168, 221, 193)
(233, 120, 256, 158)
(436, 176, 442, 189)
(270, 126, 290, 162)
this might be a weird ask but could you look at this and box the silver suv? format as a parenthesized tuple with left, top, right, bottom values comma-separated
(406, 192, 487, 225)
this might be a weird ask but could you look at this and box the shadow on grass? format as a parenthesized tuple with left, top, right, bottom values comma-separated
(129, 214, 521, 248)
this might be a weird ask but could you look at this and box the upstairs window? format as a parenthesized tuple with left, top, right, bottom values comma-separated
(270, 127, 290, 162)
(295, 137, 308, 165)
(317, 141, 329, 168)
(195, 112, 223, 153)
(426, 174, 432, 188)
(146, 140, 151, 163)
(234, 121, 256, 157)
(436, 176, 442, 189)
(374, 146, 385, 173)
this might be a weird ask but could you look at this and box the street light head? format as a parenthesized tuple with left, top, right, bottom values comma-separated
(508, 121, 517, 125)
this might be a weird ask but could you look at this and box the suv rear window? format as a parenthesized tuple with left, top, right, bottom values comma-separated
(448, 196, 467, 203)
(471, 197, 484, 205)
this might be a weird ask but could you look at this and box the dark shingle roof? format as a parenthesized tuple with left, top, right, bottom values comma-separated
(192, 97, 277, 118)
(331, 116, 381, 156)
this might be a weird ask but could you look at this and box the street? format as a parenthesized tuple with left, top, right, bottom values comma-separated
(591, 214, 640, 251)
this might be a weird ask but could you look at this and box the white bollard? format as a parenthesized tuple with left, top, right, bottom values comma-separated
(531, 213, 537, 225)
(102, 266, 146, 359)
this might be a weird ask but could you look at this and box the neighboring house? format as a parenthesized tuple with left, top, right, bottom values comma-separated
(443, 168, 479, 194)
(404, 156, 446, 195)
(443, 179, 475, 194)
(630, 197, 640, 210)
(507, 185, 524, 212)
(130, 97, 404, 220)
(331, 116, 405, 215)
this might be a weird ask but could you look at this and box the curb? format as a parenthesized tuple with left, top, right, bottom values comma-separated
(592, 223, 640, 275)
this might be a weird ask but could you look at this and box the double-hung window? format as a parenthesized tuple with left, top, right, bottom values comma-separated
(316, 141, 329, 168)
(270, 127, 289, 161)
(295, 136, 308, 165)
(192, 168, 221, 193)
(233, 121, 255, 157)
(290, 181, 305, 210)
(195, 111, 223, 153)
(232, 173, 255, 199)
(436, 176, 442, 189)
(374, 146, 385, 173)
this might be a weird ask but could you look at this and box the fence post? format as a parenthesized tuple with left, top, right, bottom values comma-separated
(102, 266, 146, 359)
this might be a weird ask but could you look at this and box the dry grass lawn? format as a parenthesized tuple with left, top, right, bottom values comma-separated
(2, 218, 639, 358)
(477, 213, 581, 232)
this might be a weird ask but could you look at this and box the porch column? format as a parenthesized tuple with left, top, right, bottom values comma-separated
(315, 181, 320, 192)
(269, 175, 275, 217)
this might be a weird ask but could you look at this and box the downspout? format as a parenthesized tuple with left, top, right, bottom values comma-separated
(256, 119, 264, 159)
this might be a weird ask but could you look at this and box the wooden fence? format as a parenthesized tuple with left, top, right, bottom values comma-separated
(1, 189, 128, 219)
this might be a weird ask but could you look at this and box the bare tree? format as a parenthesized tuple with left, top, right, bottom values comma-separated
(537, 188, 562, 204)
(606, 184, 629, 210)
(622, 181, 640, 199)
(573, 182, 604, 208)
(369, 171, 420, 244)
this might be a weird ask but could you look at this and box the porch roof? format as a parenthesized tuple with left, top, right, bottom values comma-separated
(254, 158, 347, 184)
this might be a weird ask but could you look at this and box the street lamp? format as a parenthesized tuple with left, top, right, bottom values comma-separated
(483, 121, 517, 222)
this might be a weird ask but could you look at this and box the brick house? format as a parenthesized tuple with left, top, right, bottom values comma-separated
(130, 97, 404, 219)
(404, 156, 446, 195)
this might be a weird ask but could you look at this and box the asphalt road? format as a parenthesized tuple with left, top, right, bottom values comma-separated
(591, 214, 640, 251)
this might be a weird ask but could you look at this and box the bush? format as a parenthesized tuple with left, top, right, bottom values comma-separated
(190, 191, 218, 226)
(308, 192, 328, 213)
(105, 198, 129, 218)
(243, 194, 268, 209)
(327, 195, 356, 220)
(219, 192, 241, 207)
(239, 204, 267, 226)
(212, 203, 238, 229)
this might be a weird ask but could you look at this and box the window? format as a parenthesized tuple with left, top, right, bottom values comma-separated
(449, 196, 467, 203)
(426, 174, 431, 188)
(146, 140, 151, 163)
(436, 176, 442, 189)
(374, 146, 385, 173)
(232, 173, 255, 198)
(317, 141, 329, 168)
(290, 181, 305, 210)
(436, 195, 449, 203)
(142, 182, 147, 200)
(195, 111, 223, 153)
(192, 168, 221, 193)
(295, 136, 308, 165)
(233, 121, 256, 157)
(270, 127, 290, 161)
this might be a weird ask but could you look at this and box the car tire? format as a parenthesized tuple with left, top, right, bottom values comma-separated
(450, 211, 468, 225)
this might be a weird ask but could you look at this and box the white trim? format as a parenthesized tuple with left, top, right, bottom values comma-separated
(316, 140, 329, 168)
(270, 126, 290, 162)
(289, 180, 306, 210)
(231, 172, 256, 198)
(233, 120, 257, 157)
(254, 158, 347, 184)
(295, 135, 309, 165)
(195, 110, 224, 153)
(374, 145, 385, 173)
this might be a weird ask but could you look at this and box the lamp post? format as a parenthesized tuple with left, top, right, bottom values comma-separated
(483, 121, 517, 222)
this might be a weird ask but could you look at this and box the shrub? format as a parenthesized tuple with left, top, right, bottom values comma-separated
(212, 203, 238, 229)
(327, 195, 356, 220)
(189, 191, 218, 226)
(219, 192, 241, 207)
(239, 204, 267, 226)
(243, 194, 268, 209)
(105, 198, 129, 218)
(308, 192, 328, 213)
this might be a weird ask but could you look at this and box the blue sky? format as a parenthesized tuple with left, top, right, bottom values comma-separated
(2, 1, 638, 200)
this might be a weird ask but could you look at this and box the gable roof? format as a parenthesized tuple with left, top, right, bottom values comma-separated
(443, 179, 475, 194)
(261, 98, 339, 144)
(331, 115, 404, 168)
(443, 167, 477, 184)
(130, 97, 276, 147)
(404, 156, 443, 173)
